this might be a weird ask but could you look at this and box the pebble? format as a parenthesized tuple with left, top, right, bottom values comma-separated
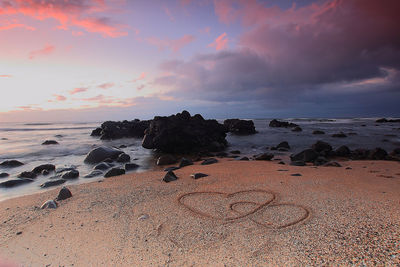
(138, 214, 149, 220)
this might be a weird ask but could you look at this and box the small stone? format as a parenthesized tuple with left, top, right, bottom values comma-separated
(0, 160, 24, 168)
(84, 170, 103, 178)
(40, 200, 58, 209)
(32, 164, 56, 174)
(201, 158, 218, 165)
(104, 168, 125, 178)
(254, 153, 274, 161)
(61, 170, 79, 179)
(291, 173, 302, 176)
(40, 179, 66, 188)
(42, 140, 59, 145)
(345, 167, 352, 170)
(138, 214, 149, 220)
(56, 187, 72, 201)
(312, 130, 325, 135)
(16, 231, 22, 235)
(18, 171, 37, 179)
(125, 163, 140, 171)
(163, 171, 178, 183)
(190, 173, 209, 179)
(332, 132, 347, 138)
(0, 173, 9, 178)
(116, 153, 130, 163)
(278, 161, 285, 165)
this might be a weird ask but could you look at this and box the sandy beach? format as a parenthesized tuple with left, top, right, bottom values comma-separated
(0, 159, 399, 266)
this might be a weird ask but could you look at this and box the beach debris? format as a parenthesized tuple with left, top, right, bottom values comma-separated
(332, 132, 347, 138)
(239, 156, 249, 161)
(290, 149, 318, 163)
(0, 173, 9, 178)
(230, 150, 241, 154)
(42, 140, 59, 145)
(40, 200, 58, 209)
(223, 119, 256, 135)
(56, 186, 72, 201)
(0, 178, 34, 188)
(164, 166, 180, 172)
(312, 130, 325, 135)
(0, 160, 24, 168)
(190, 173, 209, 179)
(40, 179, 66, 188)
(335, 145, 351, 157)
(291, 173, 302, 176)
(84, 146, 123, 164)
(116, 153, 130, 163)
(18, 171, 37, 179)
(84, 170, 103, 178)
(156, 155, 177, 166)
(292, 126, 302, 132)
(94, 162, 113, 171)
(125, 163, 140, 171)
(163, 170, 178, 183)
(104, 168, 125, 178)
(254, 153, 274, 161)
(269, 119, 298, 128)
(32, 164, 56, 174)
(138, 214, 149, 220)
(323, 161, 342, 167)
(201, 158, 218, 165)
(61, 170, 79, 179)
(179, 158, 193, 168)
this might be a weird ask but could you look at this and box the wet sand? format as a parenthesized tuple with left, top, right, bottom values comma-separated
(0, 159, 399, 266)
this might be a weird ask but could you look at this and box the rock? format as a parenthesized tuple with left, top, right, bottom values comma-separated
(179, 158, 193, 168)
(314, 156, 329, 166)
(40, 200, 58, 209)
(116, 153, 130, 163)
(269, 119, 298, 128)
(142, 110, 227, 153)
(311, 141, 332, 153)
(292, 126, 302, 132)
(164, 166, 180, 172)
(239, 156, 249, 161)
(290, 161, 306, 166)
(277, 141, 290, 150)
(125, 163, 140, 171)
(332, 132, 347, 138)
(351, 149, 370, 160)
(376, 118, 400, 123)
(40, 179, 66, 188)
(94, 162, 113, 171)
(18, 171, 37, 179)
(42, 140, 59, 145)
(278, 161, 285, 165)
(190, 173, 209, 179)
(119, 145, 127, 148)
(54, 134, 63, 138)
(312, 130, 325, 135)
(163, 171, 178, 183)
(290, 149, 318, 163)
(201, 158, 218, 165)
(138, 214, 149, 220)
(61, 170, 79, 179)
(0, 173, 9, 178)
(102, 158, 114, 163)
(291, 173, 302, 176)
(254, 153, 274, 161)
(0, 178, 34, 188)
(346, 167, 352, 170)
(41, 170, 50, 176)
(96, 119, 151, 140)
(368, 148, 388, 160)
(230, 150, 241, 154)
(56, 167, 77, 174)
(56, 187, 72, 201)
(335, 145, 351, 157)
(84, 146, 123, 164)
(32, 164, 56, 174)
(104, 168, 125, 178)
(156, 155, 177, 166)
(390, 148, 400, 157)
(223, 119, 256, 135)
(323, 161, 342, 167)
(0, 160, 24, 168)
(83, 170, 103, 178)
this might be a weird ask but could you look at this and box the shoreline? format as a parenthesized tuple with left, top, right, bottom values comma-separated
(1, 159, 399, 266)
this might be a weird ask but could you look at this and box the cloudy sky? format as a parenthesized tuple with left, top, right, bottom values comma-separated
(0, 0, 399, 122)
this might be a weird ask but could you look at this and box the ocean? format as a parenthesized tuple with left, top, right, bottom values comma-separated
(0, 118, 399, 201)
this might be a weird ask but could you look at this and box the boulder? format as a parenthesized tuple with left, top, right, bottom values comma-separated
(292, 126, 302, 132)
(94, 162, 113, 171)
(179, 158, 193, 168)
(142, 110, 227, 153)
(290, 149, 319, 163)
(94, 119, 151, 140)
(56, 187, 72, 201)
(18, 171, 37, 179)
(190, 173, 209, 179)
(104, 168, 125, 178)
(313, 156, 329, 166)
(61, 170, 79, 179)
(335, 145, 351, 157)
(84, 146, 123, 164)
(42, 170, 50, 176)
(269, 119, 298, 128)
(277, 141, 290, 150)
(156, 155, 177, 166)
(41, 200, 58, 209)
(368, 148, 388, 160)
(0, 178, 34, 188)
(201, 158, 218, 165)
(0, 160, 24, 168)
(42, 140, 59, 145)
(40, 179, 66, 188)
(83, 170, 103, 178)
(163, 171, 178, 183)
(312, 130, 325, 135)
(125, 163, 140, 171)
(223, 119, 256, 135)
(116, 153, 130, 163)
(311, 141, 332, 153)
(254, 153, 274, 161)
(351, 149, 370, 160)
(32, 164, 56, 174)
(0, 173, 9, 178)
(90, 127, 102, 136)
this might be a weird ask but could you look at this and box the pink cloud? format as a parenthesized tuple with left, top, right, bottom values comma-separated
(213, 0, 238, 24)
(199, 26, 211, 34)
(53, 94, 67, 102)
(97, 82, 114, 89)
(137, 84, 145, 91)
(0, 0, 128, 38)
(0, 74, 12, 78)
(0, 20, 35, 31)
(164, 6, 175, 22)
(147, 34, 195, 52)
(28, 44, 55, 59)
(69, 87, 88, 95)
(16, 105, 43, 111)
(208, 33, 228, 50)
(180, 0, 191, 7)
(132, 72, 147, 82)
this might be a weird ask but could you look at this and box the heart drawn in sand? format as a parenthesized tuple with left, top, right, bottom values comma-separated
(178, 189, 310, 229)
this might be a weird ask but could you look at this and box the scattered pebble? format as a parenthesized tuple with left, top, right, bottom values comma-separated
(138, 214, 149, 220)
(16, 231, 22, 235)
(190, 173, 209, 179)
(291, 173, 302, 176)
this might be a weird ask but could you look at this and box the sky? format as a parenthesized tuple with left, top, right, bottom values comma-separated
(0, 0, 399, 122)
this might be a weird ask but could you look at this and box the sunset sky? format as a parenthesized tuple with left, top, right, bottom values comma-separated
(0, 0, 399, 122)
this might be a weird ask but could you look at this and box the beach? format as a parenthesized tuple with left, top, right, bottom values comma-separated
(1, 159, 399, 266)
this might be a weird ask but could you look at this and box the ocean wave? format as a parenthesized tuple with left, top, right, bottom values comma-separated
(23, 123, 54, 126)
(0, 127, 95, 132)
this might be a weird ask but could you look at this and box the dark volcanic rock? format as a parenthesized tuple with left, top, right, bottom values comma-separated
(351, 149, 370, 160)
(277, 141, 290, 150)
(42, 140, 59, 145)
(254, 153, 274, 161)
(116, 153, 130, 163)
(90, 127, 102, 136)
(61, 170, 79, 179)
(125, 163, 140, 171)
(163, 171, 178, 183)
(104, 168, 125, 178)
(94, 119, 151, 140)
(376, 118, 400, 123)
(239, 156, 249, 161)
(291, 173, 302, 176)
(332, 132, 347, 138)
(0, 160, 24, 168)
(41, 170, 50, 176)
(368, 148, 388, 160)
(94, 162, 113, 171)
(312, 130, 325, 135)
(313, 156, 329, 166)
(291, 149, 319, 163)
(191, 173, 209, 179)
(164, 166, 180, 172)
(83, 170, 103, 178)
(311, 141, 332, 153)
(40, 179, 66, 188)
(230, 150, 241, 154)
(269, 119, 298, 128)
(179, 158, 193, 168)
(0, 173, 9, 178)
(84, 147, 123, 164)
(223, 119, 256, 135)
(32, 164, 56, 174)
(0, 178, 34, 188)
(142, 111, 227, 153)
(18, 171, 37, 179)
(56, 186, 72, 201)
(156, 155, 177, 166)
(335, 145, 351, 157)
(292, 126, 302, 132)
(201, 158, 218, 165)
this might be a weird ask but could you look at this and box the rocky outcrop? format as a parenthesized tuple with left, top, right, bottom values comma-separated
(142, 111, 228, 153)
(269, 119, 298, 128)
(223, 119, 256, 135)
(91, 119, 151, 140)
